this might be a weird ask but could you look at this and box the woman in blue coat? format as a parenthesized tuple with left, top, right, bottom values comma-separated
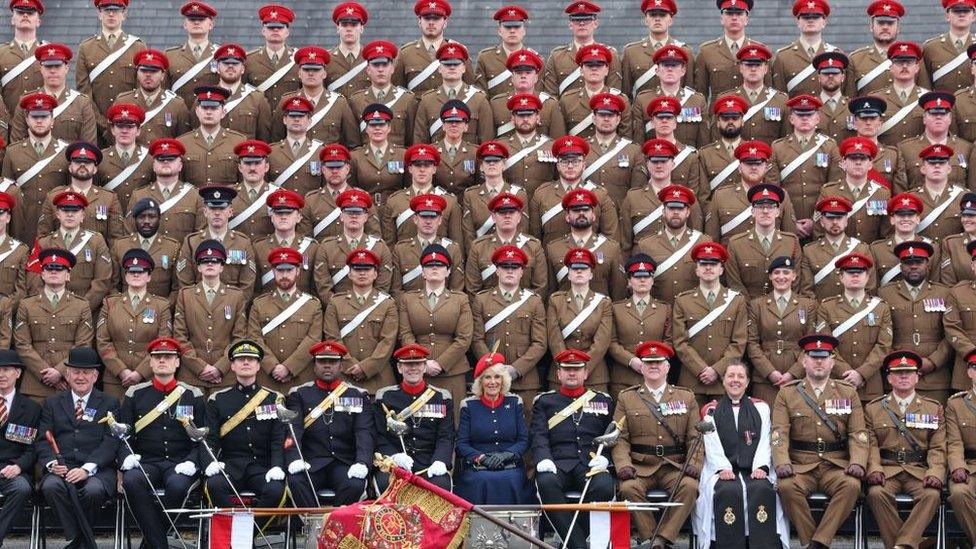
(455, 352, 533, 504)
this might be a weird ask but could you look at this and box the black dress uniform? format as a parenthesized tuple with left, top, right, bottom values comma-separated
(285, 378, 374, 505)
(0, 350, 41, 542)
(118, 375, 204, 549)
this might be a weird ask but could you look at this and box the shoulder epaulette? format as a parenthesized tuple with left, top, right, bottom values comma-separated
(459, 395, 477, 409)
(533, 390, 556, 403)
(949, 390, 968, 400)
(178, 382, 204, 397)
(866, 394, 888, 405)
(782, 379, 803, 387)
(209, 386, 234, 401)
(288, 381, 316, 394)
(920, 395, 944, 406)
(124, 381, 153, 398)
(675, 288, 698, 298)
(375, 385, 398, 399)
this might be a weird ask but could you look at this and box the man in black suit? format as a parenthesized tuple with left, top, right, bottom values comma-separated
(36, 347, 120, 549)
(0, 349, 42, 541)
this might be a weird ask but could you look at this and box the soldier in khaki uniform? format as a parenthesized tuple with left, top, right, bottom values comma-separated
(878, 241, 954, 404)
(542, 1, 621, 98)
(321, 248, 397, 394)
(392, 0, 473, 96)
(95, 248, 171, 399)
(75, 0, 144, 122)
(349, 105, 407, 200)
(171, 239, 248, 391)
(391, 193, 464, 294)
(110, 197, 180, 299)
(909, 143, 966, 243)
(0, 0, 44, 114)
(621, 0, 692, 98)
(607, 255, 670, 396)
(634, 97, 706, 199)
(724, 185, 801, 299)
(0, 192, 28, 310)
(252, 188, 317, 296)
(939, 192, 976, 285)
(114, 49, 191, 147)
(460, 142, 528, 249)
(267, 96, 323, 196)
(464, 192, 546, 295)
(126, 138, 205, 244)
(876, 41, 927, 146)
(846, 1, 924, 97)
(430, 101, 479, 194)
(347, 41, 416, 148)
(413, 43, 493, 146)
(631, 46, 707, 150)
(314, 190, 393, 301)
(501, 93, 557, 195)
(672, 242, 748, 403)
(945, 350, 976, 547)
(229, 139, 277, 240)
(771, 334, 869, 549)
(207, 44, 272, 142)
(769, 0, 834, 97)
(175, 186, 256, 301)
(98, 103, 153, 210)
(324, 2, 369, 99)
(709, 44, 790, 148)
(612, 341, 701, 548)
(14, 248, 93, 401)
(813, 52, 856, 143)
(177, 86, 247, 187)
(271, 46, 360, 147)
(944, 241, 976, 391)
(300, 145, 381, 240)
(546, 247, 612, 391)
(923, 1, 976, 94)
(491, 50, 566, 141)
(801, 195, 877, 300)
(864, 351, 947, 549)
(557, 45, 630, 141)
(473, 5, 529, 99)
(582, 93, 642, 206)
(243, 5, 299, 110)
(470, 245, 546, 409)
(698, 94, 748, 197)
(817, 136, 893, 243)
(247, 247, 322, 394)
(164, 1, 220, 109)
(746, 257, 817, 403)
(692, 0, 766, 98)
(871, 192, 942, 286)
(898, 91, 973, 190)
(381, 145, 463, 246)
(951, 43, 976, 143)
(546, 192, 626, 300)
(815, 252, 893, 401)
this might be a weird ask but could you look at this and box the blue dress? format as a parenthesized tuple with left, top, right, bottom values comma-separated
(454, 394, 533, 504)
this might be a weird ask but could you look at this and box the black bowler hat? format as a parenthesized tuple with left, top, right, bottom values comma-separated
(65, 347, 102, 370)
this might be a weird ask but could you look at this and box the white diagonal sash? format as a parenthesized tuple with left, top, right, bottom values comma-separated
(496, 120, 515, 137)
(0, 241, 21, 265)
(308, 93, 341, 129)
(273, 140, 323, 187)
(484, 289, 533, 332)
(813, 238, 861, 285)
(15, 140, 66, 187)
(401, 264, 423, 285)
(917, 186, 963, 233)
(103, 147, 149, 191)
(395, 206, 416, 229)
(480, 234, 530, 281)
(831, 297, 881, 338)
(228, 185, 278, 230)
(581, 138, 631, 181)
(487, 69, 512, 91)
(857, 59, 891, 91)
(556, 235, 607, 282)
(143, 91, 177, 125)
(331, 236, 378, 285)
(779, 134, 829, 180)
(632, 65, 658, 96)
(312, 206, 342, 237)
(672, 146, 694, 169)
(720, 206, 753, 236)
(222, 84, 256, 115)
(328, 60, 368, 92)
(655, 231, 701, 275)
(339, 293, 390, 339)
(560, 292, 605, 339)
(879, 101, 919, 135)
(541, 182, 596, 227)
(170, 47, 218, 92)
(786, 45, 834, 92)
(359, 88, 405, 131)
(568, 113, 594, 136)
(69, 231, 94, 257)
(475, 215, 495, 238)
(261, 237, 313, 286)
(257, 57, 296, 92)
(429, 86, 479, 136)
(687, 289, 739, 339)
(261, 293, 313, 335)
(407, 59, 440, 91)
(158, 184, 194, 214)
(88, 35, 140, 83)
(708, 160, 740, 191)
(932, 49, 970, 82)
(880, 263, 902, 285)
(631, 205, 664, 237)
(52, 90, 79, 119)
(505, 138, 547, 168)
(558, 66, 581, 95)
(0, 54, 36, 87)
(742, 89, 776, 123)
(848, 183, 882, 216)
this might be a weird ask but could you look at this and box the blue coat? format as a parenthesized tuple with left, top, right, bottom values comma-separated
(455, 394, 532, 505)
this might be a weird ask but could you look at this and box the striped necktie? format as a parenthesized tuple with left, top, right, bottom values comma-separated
(0, 398, 7, 425)
(75, 399, 84, 420)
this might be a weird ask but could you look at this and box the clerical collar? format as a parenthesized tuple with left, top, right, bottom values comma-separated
(401, 380, 427, 395)
(316, 379, 342, 391)
(728, 395, 744, 406)
(560, 385, 586, 398)
(480, 395, 504, 408)
(153, 377, 178, 394)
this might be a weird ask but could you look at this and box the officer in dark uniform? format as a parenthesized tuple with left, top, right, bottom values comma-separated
(204, 339, 286, 509)
(531, 348, 615, 549)
(373, 343, 454, 491)
(285, 340, 374, 506)
(118, 336, 205, 549)
(0, 349, 41, 543)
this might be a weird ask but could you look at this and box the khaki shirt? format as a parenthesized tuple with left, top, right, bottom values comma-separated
(38, 185, 127, 243)
(816, 179, 892, 243)
(0, 40, 43, 113)
(97, 145, 154, 210)
(693, 35, 768, 98)
(767, 134, 843, 221)
(31, 230, 113, 312)
(799, 236, 877, 300)
(634, 228, 711, 304)
(349, 144, 407, 200)
(923, 32, 975, 94)
(392, 38, 474, 96)
(109, 233, 181, 300)
(724, 230, 801, 299)
(176, 230, 256, 301)
(546, 232, 627, 300)
(10, 87, 98, 145)
(771, 39, 834, 97)
(938, 233, 976, 286)
(631, 86, 707, 148)
(348, 86, 417, 147)
(707, 85, 791, 146)
(459, 182, 529, 250)
(413, 84, 494, 145)
(325, 45, 369, 99)
(76, 32, 145, 118)
(271, 89, 361, 147)
(945, 390, 976, 474)
(95, 292, 171, 388)
(113, 87, 192, 146)
(177, 127, 247, 186)
(877, 280, 953, 391)
(125, 182, 205, 244)
(463, 232, 547, 295)
(875, 85, 926, 146)
(244, 45, 300, 109)
(542, 42, 622, 98)
(897, 135, 973, 191)
(165, 41, 219, 108)
(608, 296, 670, 389)
(471, 288, 547, 391)
(502, 133, 556, 196)
(845, 44, 931, 97)
(621, 37, 694, 97)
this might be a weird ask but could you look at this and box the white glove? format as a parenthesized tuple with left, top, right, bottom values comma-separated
(288, 460, 310, 475)
(536, 459, 557, 474)
(588, 455, 609, 471)
(391, 452, 414, 471)
(174, 461, 197, 476)
(347, 462, 369, 479)
(265, 466, 285, 482)
(205, 461, 225, 477)
(121, 454, 141, 471)
(427, 460, 448, 477)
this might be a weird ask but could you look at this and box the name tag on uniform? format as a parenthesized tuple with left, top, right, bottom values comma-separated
(905, 412, 939, 429)
(415, 403, 447, 418)
(463, 159, 476, 173)
(95, 205, 108, 220)
(867, 312, 877, 326)
(175, 405, 194, 421)
(584, 401, 610, 415)
(867, 200, 888, 216)
(923, 298, 947, 312)
(616, 153, 629, 168)
(82, 407, 97, 422)
(678, 106, 702, 123)
(763, 106, 781, 121)
(334, 396, 364, 413)
(5, 423, 37, 444)
(255, 404, 278, 420)
(309, 161, 320, 176)
(659, 400, 688, 416)
(825, 398, 852, 415)
(387, 160, 404, 174)
(227, 250, 247, 265)
(815, 152, 829, 168)
(143, 308, 156, 323)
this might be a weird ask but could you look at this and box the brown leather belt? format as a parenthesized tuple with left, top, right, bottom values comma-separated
(964, 449, 976, 460)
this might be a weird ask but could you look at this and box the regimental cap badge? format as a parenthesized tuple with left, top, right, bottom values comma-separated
(213, 190, 221, 198)
(279, 252, 288, 260)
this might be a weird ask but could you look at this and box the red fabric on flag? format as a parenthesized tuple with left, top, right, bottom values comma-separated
(610, 510, 630, 549)
(209, 513, 233, 549)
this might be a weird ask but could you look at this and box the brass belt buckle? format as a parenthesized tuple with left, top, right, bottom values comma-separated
(776, 340, 784, 354)
(816, 439, 826, 454)
(655, 445, 665, 457)
(897, 450, 907, 464)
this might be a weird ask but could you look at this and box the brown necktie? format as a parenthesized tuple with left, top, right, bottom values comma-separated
(75, 399, 84, 420)
(0, 398, 7, 425)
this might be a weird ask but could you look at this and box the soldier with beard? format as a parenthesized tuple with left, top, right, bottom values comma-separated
(698, 94, 747, 197)
(846, 1, 921, 96)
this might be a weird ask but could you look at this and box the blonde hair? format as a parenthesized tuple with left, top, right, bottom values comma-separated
(471, 363, 512, 397)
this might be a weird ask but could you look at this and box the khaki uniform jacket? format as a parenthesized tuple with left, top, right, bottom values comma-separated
(631, 87, 708, 148)
(0, 143, 52, 241)
(109, 233, 180, 299)
(725, 229, 802, 299)
(267, 138, 324, 196)
(912, 184, 965, 242)
(952, 87, 976, 143)
(877, 280, 953, 392)
(621, 37, 694, 97)
(38, 185, 127, 243)
(502, 133, 557, 196)
(767, 134, 843, 220)
(845, 44, 931, 97)
(558, 86, 631, 139)
(619, 184, 704, 255)
(313, 233, 392, 301)
(672, 286, 748, 396)
(381, 186, 463, 246)
(770, 379, 869, 472)
(247, 290, 323, 392)
(608, 296, 671, 389)
(176, 230, 256, 301)
(271, 89, 361, 147)
(165, 41, 220, 109)
(865, 393, 947, 480)
(325, 46, 369, 99)
(945, 390, 976, 474)
(817, 95, 856, 143)
(97, 145, 154, 210)
(612, 384, 703, 476)
(799, 236, 877, 300)
(349, 144, 407, 199)
(391, 236, 464, 295)
(634, 228, 711, 304)
(941, 281, 976, 390)
(464, 232, 547, 295)
(897, 135, 973, 191)
(459, 182, 529, 250)
(413, 85, 494, 145)
(697, 139, 742, 197)
(870, 235, 942, 286)
(14, 292, 93, 399)
(10, 87, 98, 145)
(707, 85, 791, 145)
(321, 289, 398, 394)
(693, 36, 767, 98)
(816, 179, 892, 243)
(771, 39, 835, 97)
(814, 295, 893, 400)
(348, 87, 417, 147)
(542, 42, 622, 97)
(0, 40, 43, 113)
(297, 185, 381, 240)
(392, 38, 474, 96)
(471, 288, 547, 392)
(473, 44, 518, 99)
(546, 290, 612, 385)
(923, 32, 975, 94)
(703, 183, 798, 244)
(31, 230, 113, 312)
(177, 127, 246, 186)
(528, 181, 619, 244)
(490, 90, 565, 140)
(113, 88, 192, 146)
(228, 182, 276, 241)
(172, 282, 247, 388)
(252, 234, 318, 296)
(876, 85, 926, 146)
(397, 288, 473, 377)
(75, 32, 145, 118)
(0, 235, 29, 309)
(938, 233, 976, 286)
(125, 182, 205, 244)
(875, 144, 910, 193)
(583, 135, 644, 206)
(95, 292, 172, 390)
(244, 45, 300, 109)
(546, 232, 627, 300)
(432, 140, 479, 194)
(746, 293, 817, 384)
(217, 83, 272, 142)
